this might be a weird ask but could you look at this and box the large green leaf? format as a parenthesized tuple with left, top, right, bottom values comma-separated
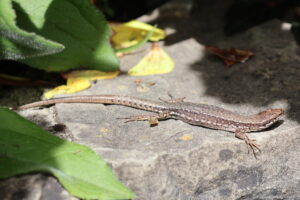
(0, 108, 134, 200)
(0, 0, 119, 72)
(0, 0, 64, 59)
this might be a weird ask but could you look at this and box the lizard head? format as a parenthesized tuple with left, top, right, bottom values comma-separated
(256, 108, 284, 129)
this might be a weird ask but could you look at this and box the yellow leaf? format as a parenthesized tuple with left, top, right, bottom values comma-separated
(111, 20, 166, 49)
(62, 70, 120, 80)
(44, 70, 119, 99)
(123, 20, 165, 41)
(44, 78, 90, 99)
(128, 43, 175, 76)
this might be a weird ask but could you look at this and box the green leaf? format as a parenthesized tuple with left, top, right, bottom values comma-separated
(0, 0, 119, 72)
(0, 108, 134, 200)
(0, 0, 64, 59)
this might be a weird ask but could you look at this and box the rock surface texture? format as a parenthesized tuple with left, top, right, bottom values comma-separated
(1, 0, 300, 199)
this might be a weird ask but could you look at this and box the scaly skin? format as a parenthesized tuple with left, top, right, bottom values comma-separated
(16, 95, 284, 158)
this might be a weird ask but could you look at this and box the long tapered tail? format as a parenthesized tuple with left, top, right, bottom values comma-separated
(15, 95, 168, 112)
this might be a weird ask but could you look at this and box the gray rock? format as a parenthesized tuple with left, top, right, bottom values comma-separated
(0, 174, 75, 200)
(1, 0, 300, 199)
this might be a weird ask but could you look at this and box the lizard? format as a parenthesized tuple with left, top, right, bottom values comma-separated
(16, 94, 284, 158)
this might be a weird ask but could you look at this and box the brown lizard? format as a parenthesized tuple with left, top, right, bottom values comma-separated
(16, 95, 284, 158)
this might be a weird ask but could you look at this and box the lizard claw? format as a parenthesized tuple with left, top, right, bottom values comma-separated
(158, 92, 185, 103)
(235, 132, 261, 159)
(244, 135, 261, 159)
(117, 115, 147, 122)
(116, 115, 159, 126)
(117, 117, 136, 123)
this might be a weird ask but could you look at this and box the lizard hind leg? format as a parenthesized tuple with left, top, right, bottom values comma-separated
(117, 111, 171, 126)
(159, 92, 186, 103)
(235, 131, 261, 159)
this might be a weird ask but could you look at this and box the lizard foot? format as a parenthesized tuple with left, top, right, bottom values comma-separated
(244, 136, 261, 159)
(235, 132, 261, 159)
(117, 115, 159, 126)
(117, 111, 170, 127)
(159, 92, 186, 103)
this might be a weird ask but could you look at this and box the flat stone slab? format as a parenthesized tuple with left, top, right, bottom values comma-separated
(2, 0, 300, 199)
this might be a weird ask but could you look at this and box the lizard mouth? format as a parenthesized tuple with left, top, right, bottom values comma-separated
(261, 115, 283, 129)
(263, 109, 284, 128)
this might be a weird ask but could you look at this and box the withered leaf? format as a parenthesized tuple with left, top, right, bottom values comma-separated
(206, 46, 254, 67)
